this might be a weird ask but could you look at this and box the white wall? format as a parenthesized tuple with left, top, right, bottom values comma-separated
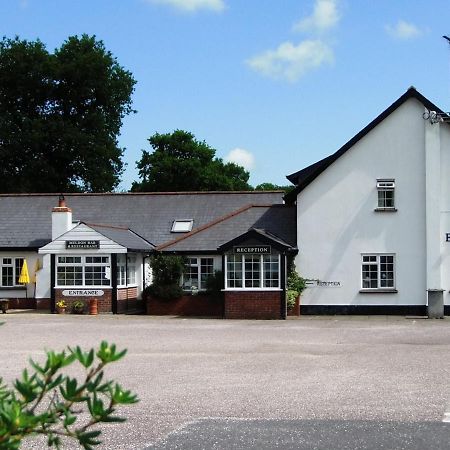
(296, 98, 428, 307)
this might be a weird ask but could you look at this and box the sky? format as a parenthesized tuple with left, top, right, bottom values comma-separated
(1, 0, 450, 190)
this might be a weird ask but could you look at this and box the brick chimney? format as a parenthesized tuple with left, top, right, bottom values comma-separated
(52, 194, 72, 240)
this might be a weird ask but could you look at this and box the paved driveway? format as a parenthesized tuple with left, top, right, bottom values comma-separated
(1, 314, 450, 449)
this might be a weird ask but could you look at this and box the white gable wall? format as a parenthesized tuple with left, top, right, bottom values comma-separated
(296, 98, 427, 307)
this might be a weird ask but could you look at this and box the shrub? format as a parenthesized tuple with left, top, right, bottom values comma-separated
(0, 341, 138, 449)
(146, 254, 185, 300)
(286, 264, 306, 310)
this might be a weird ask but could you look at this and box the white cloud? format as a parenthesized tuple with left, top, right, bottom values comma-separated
(293, 0, 340, 33)
(225, 148, 255, 170)
(146, 0, 225, 13)
(246, 39, 333, 82)
(386, 20, 424, 40)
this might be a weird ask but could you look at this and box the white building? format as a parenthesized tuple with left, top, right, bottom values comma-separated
(286, 87, 450, 316)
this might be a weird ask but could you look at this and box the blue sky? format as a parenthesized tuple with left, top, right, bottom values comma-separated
(2, 0, 450, 190)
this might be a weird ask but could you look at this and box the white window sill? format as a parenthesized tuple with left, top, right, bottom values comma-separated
(359, 289, 398, 294)
(222, 288, 282, 292)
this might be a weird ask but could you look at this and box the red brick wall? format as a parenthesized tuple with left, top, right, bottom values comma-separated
(117, 287, 138, 300)
(146, 294, 223, 317)
(1, 297, 36, 309)
(224, 291, 282, 319)
(55, 289, 112, 313)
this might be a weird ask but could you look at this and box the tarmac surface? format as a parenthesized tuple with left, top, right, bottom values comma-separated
(1, 313, 450, 449)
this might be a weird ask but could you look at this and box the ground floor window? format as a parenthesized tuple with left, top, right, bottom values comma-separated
(225, 254, 280, 289)
(0, 257, 24, 287)
(117, 254, 138, 287)
(182, 257, 214, 291)
(57, 255, 110, 287)
(361, 254, 395, 289)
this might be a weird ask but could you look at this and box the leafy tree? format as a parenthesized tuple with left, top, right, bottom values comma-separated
(254, 182, 295, 194)
(0, 341, 137, 450)
(0, 35, 136, 193)
(131, 130, 252, 192)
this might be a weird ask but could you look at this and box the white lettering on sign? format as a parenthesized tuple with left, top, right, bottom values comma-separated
(62, 290, 104, 297)
(305, 279, 342, 288)
(234, 246, 271, 254)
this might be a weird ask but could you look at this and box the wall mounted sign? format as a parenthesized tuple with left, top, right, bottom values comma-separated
(233, 245, 271, 254)
(62, 289, 104, 297)
(66, 240, 100, 249)
(306, 279, 342, 288)
(446, 233, 450, 242)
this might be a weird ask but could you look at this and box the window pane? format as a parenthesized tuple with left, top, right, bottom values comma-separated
(14, 258, 24, 285)
(85, 266, 110, 286)
(362, 263, 378, 288)
(244, 255, 261, 288)
(57, 267, 82, 286)
(2, 266, 13, 286)
(200, 258, 214, 290)
(183, 258, 199, 289)
(263, 255, 279, 288)
(226, 255, 242, 288)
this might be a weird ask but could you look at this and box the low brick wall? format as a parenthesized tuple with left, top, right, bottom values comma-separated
(224, 291, 282, 319)
(1, 297, 36, 309)
(146, 294, 223, 317)
(54, 289, 112, 313)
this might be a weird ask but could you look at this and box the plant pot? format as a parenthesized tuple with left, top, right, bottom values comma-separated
(56, 307, 66, 314)
(89, 298, 98, 315)
(0, 299, 9, 313)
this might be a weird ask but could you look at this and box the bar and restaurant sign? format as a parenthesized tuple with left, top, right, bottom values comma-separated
(233, 245, 271, 254)
(66, 240, 100, 249)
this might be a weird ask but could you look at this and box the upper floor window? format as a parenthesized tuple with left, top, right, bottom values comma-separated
(1, 257, 24, 287)
(376, 179, 395, 210)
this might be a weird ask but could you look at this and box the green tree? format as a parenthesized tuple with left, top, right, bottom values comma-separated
(131, 130, 252, 192)
(254, 182, 295, 194)
(0, 35, 136, 193)
(0, 341, 137, 449)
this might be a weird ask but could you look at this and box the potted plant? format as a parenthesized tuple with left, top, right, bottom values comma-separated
(72, 300, 85, 315)
(56, 300, 67, 314)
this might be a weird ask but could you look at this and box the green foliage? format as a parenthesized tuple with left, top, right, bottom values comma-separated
(0, 341, 138, 449)
(0, 35, 136, 193)
(254, 183, 295, 194)
(71, 301, 85, 314)
(131, 130, 252, 192)
(205, 270, 224, 295)
(145, 254, 185, 300)
(286, 265, 306, 310)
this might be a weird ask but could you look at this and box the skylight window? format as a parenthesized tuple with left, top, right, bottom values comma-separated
(171, 220, 193, 233)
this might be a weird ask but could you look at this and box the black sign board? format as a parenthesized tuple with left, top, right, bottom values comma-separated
(66, 240, 100, 249)
(233, 245, 271, 254)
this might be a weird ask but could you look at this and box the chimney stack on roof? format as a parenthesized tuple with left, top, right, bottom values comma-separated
(52, 194, 73, 240)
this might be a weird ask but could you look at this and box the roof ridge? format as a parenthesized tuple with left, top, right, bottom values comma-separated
(156, 204, 262, 251)
(0, 191, 284, 197)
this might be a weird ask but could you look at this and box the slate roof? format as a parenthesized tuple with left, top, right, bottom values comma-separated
(284, 87, 450, 203)
(0, 191, 284, 249)
(158, 205, 296, 252)
(87, 224, 155, 252)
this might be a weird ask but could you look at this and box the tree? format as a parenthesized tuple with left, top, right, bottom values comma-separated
(0, 341, 137, 449)
(131, 130, 252, 192)
(254, 182, 295, 194)
(0, 35, 136, 193)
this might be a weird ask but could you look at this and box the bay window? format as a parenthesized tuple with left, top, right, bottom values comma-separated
(57, 255, 110, 287)
(225, 254, 280, 289)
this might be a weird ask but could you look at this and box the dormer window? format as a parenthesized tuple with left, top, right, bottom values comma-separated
(171, 219, 193, 233)
(376, 179, 396, 211)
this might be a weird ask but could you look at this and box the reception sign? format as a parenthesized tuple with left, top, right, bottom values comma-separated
(233, 245, 271, 254)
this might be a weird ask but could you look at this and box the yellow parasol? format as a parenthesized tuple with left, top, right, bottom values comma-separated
(18, 260, 30, 284)
(32, 258, 41, 284)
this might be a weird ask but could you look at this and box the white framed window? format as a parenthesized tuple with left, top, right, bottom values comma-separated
(0, 257, 24, 287)
(182, 257, 214, 290)
(116, 254, 137, 287)
(171, 220, 193, 233)
(57, 255, 110, 287)
(361, 254, 395, 290)
(376, 179, 395, 209)
(225, 253, 280, 290)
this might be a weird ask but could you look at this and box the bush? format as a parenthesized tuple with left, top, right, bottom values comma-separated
(146, 254, 185, 300)
(286, 265, 306, 310)
(0, 341, 138, 449)
(205, 270, 223, 295)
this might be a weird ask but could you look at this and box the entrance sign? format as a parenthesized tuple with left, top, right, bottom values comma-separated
(233, 245, 271, 254)
(66, 240, 100, 249)
(62, 289, 104, 297)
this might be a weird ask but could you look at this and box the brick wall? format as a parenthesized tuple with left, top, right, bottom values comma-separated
(117, 287, 138, 300)
(224, 291, 282, 319)
(55, 289, 112, 313)
(146, 294, 223, 317)
(1, 297, 36, 309)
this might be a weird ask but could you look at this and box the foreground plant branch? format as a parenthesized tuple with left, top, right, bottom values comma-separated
(0, 341, 138, 449)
